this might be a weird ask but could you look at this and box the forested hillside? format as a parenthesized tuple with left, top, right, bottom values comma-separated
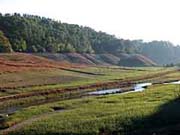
(140, 41, 180, 65)
(0, 13, 180, 65)
(0, 13, 137, 54)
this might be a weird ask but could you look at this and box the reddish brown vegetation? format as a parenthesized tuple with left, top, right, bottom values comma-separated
(0, 53, 80, 73)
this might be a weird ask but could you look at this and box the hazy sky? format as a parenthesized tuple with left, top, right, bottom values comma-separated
(1, 0, 180, 44)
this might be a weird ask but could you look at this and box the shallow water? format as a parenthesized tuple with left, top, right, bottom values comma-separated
(88, 83, 153, 95)
(164, 80, 180, 84)
(134, 83, 152, 91)
(88, 88, 122, 95)
(0, 82, 154, 115)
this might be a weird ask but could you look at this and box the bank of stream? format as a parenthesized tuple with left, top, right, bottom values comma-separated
(0, 80, 180, 119)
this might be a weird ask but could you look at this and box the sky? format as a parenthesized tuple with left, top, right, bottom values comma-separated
(0, 0, 180, 45)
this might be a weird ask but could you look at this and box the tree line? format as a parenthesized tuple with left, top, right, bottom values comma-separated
(0, 13, 180, 65)
(0, 13, 139, 53)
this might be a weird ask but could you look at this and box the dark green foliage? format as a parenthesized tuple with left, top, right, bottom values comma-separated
(0, 13, 139, 54)
(0, 13, 180, 65)
(0, 30, 12, 52)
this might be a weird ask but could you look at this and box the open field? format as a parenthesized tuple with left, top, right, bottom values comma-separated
(0, 63, 178, 112)
(2, 84, 180, 135)
(0, 53, 180, 135)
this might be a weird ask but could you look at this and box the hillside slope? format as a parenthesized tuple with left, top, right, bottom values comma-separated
(0, 13, 179, 65)
(0, 53, 76, 73)
(37, 53, 157, 67)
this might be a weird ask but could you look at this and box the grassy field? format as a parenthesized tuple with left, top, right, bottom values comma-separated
(2, 84, 180, 135)
(0, 53, 180, 135)
(0, 66, 177, 112)
(0, 66, 175, 95)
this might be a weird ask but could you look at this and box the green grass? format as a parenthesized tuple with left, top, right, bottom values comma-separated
(3, 84, 180, 135)
(0, 66, 179, 134)
(16, 67, 177, 94)
(0, 66, 172, 95)
(0, 69, 88, 89)
(3, 67, 176, 94)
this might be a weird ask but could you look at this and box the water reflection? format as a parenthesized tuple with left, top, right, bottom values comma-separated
(88, 88, 121, 95)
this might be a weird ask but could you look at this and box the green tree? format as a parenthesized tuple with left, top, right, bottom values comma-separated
(64, 43, 75, 53)
(0, 30, 12, 52)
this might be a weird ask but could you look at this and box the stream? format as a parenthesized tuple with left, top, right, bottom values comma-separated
(164, 80, 180, 84)
(0, 80, 179, 116)
(88, 82, 153, 95)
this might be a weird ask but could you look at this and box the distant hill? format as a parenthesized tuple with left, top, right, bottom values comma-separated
(139, 41, 180, 65)
(0, 13, 180, 66)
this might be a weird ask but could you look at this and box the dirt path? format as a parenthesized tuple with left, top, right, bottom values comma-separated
(1, 109, 68, 135)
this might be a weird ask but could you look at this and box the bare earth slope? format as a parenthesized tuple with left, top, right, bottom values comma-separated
(37, 53, 157, 67)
